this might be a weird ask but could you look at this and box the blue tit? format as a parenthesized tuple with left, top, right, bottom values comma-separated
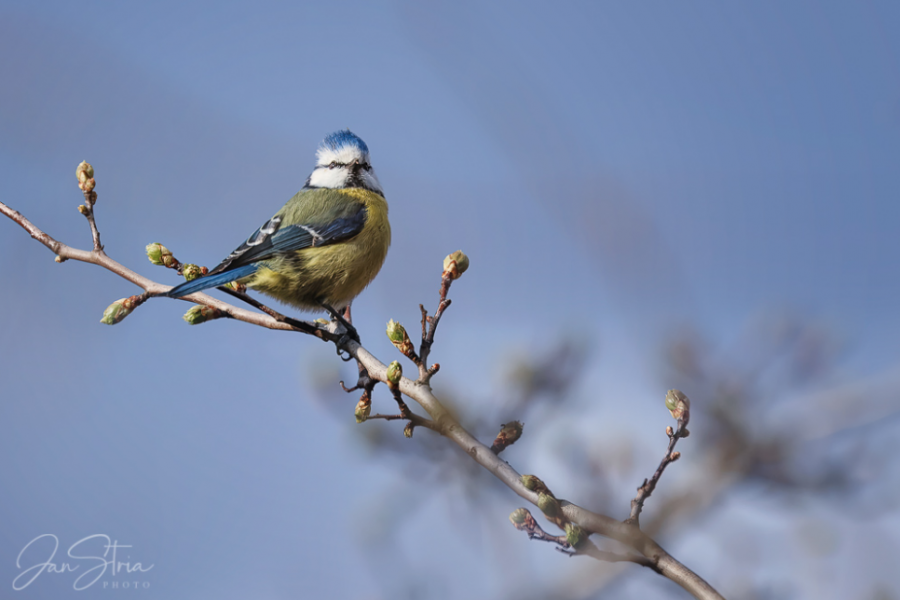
(165, 130, 390, 313)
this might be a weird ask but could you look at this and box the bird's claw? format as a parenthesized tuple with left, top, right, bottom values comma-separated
(335, 335, 354, 361)
(342, 323, 361, 344)
(318, 300, 360, 344)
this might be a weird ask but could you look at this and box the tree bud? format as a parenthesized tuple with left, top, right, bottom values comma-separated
(386, 360, 403, 386)
(537, 493, 561, 519)
(183, 305, 221, 325)
(145, 243, 177, 268)
(76, 160, 94, 183)
(386, 319, 415, 356)
(182, 263, 203, 281)
(100, 297, 137, 325)
(665, 389, 691, 422)
(521, 474, 552, 496)
(565, 523, 588, 549)
(403, 422, 414, 438)
(491, 420, 524, 453)
(509, 508, 530, 529)
(76, 161, 96, 192)
(442, 250, 469, 280)
(354, 397, 371, 423)
(521, 474, 540, 490)
(386, 319, 406, 343)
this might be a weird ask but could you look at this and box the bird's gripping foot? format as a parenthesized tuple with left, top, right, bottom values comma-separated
(318, 301, 360, 352)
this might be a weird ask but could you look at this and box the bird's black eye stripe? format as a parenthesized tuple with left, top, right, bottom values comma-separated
(326, 161, 371, 170)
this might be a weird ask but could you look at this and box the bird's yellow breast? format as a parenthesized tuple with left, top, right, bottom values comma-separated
(247, 188, 390, 311)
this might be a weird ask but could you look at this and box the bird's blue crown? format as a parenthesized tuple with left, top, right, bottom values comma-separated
(321, 129, 369, 154)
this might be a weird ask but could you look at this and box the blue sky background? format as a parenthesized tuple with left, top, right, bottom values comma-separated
(1, 1, 899, 598)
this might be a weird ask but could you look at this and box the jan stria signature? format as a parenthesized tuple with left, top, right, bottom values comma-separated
(13, 534, 154, 591)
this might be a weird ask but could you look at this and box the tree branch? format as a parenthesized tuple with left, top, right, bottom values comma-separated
(0, 199, 334, 336)
(1, 189, 723, 600)
(347, 341, 723, 599)
(627, 391, 692, 526)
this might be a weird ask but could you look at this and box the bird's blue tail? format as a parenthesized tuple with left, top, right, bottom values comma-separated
(165, 264, 259, 298)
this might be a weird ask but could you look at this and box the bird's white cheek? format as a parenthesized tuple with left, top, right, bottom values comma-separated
(308, 168, 349, 189)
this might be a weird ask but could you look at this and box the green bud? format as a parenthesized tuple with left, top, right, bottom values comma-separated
(145, 243, 177, 268)
(520, 474, 552, 496)
(442, 250, 470, 280)
(386, 361, 403, 386)
(509, 508, 530, 527)
(77, 205, 89, 215)
(314, 318, 330, 326)
(182, 263, 203, 281)
(565, 523, 588, 549)
(76, 160, 94, 182)
(521, 474, 539, 490)
(76, 161, 96, 191)
(223, 281, 247, 293)
(665, 389, 691, 421)
(386, 319, 416, 357)
(183, 305, 221, 325)
(386, 319, 406, 343)
(537, 493, 561, 519)
(354, 397, 371, 423)
(403, 422, 414, 438)
(100, 297, 136, 325)
(664, 390, 678, 411)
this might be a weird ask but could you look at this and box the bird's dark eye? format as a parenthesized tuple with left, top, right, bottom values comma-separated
(362, 163, 371, 171)
(328, 162, 337, 169)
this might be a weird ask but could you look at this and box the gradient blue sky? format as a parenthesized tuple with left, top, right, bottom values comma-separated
(2, 2, 899, 598)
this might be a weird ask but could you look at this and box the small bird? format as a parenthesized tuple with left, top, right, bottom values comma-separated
(166, 130, 391, 319)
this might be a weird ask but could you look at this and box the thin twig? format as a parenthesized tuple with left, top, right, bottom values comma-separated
(389, 385, 411, 418)
(417, 273, 454, 382)
(368, 413, 406, 421)
(511, 507, 653, 567)
(368, 412, 437, 431)
(80, 190, 104, 252)
(626, 417, 690, 526)
(529, 525, 568, 547)
(511, 507, 569, 547)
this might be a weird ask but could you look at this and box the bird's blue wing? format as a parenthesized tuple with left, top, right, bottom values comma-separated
(165, 205, 367, 299)
(164, 264, 261, 298)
